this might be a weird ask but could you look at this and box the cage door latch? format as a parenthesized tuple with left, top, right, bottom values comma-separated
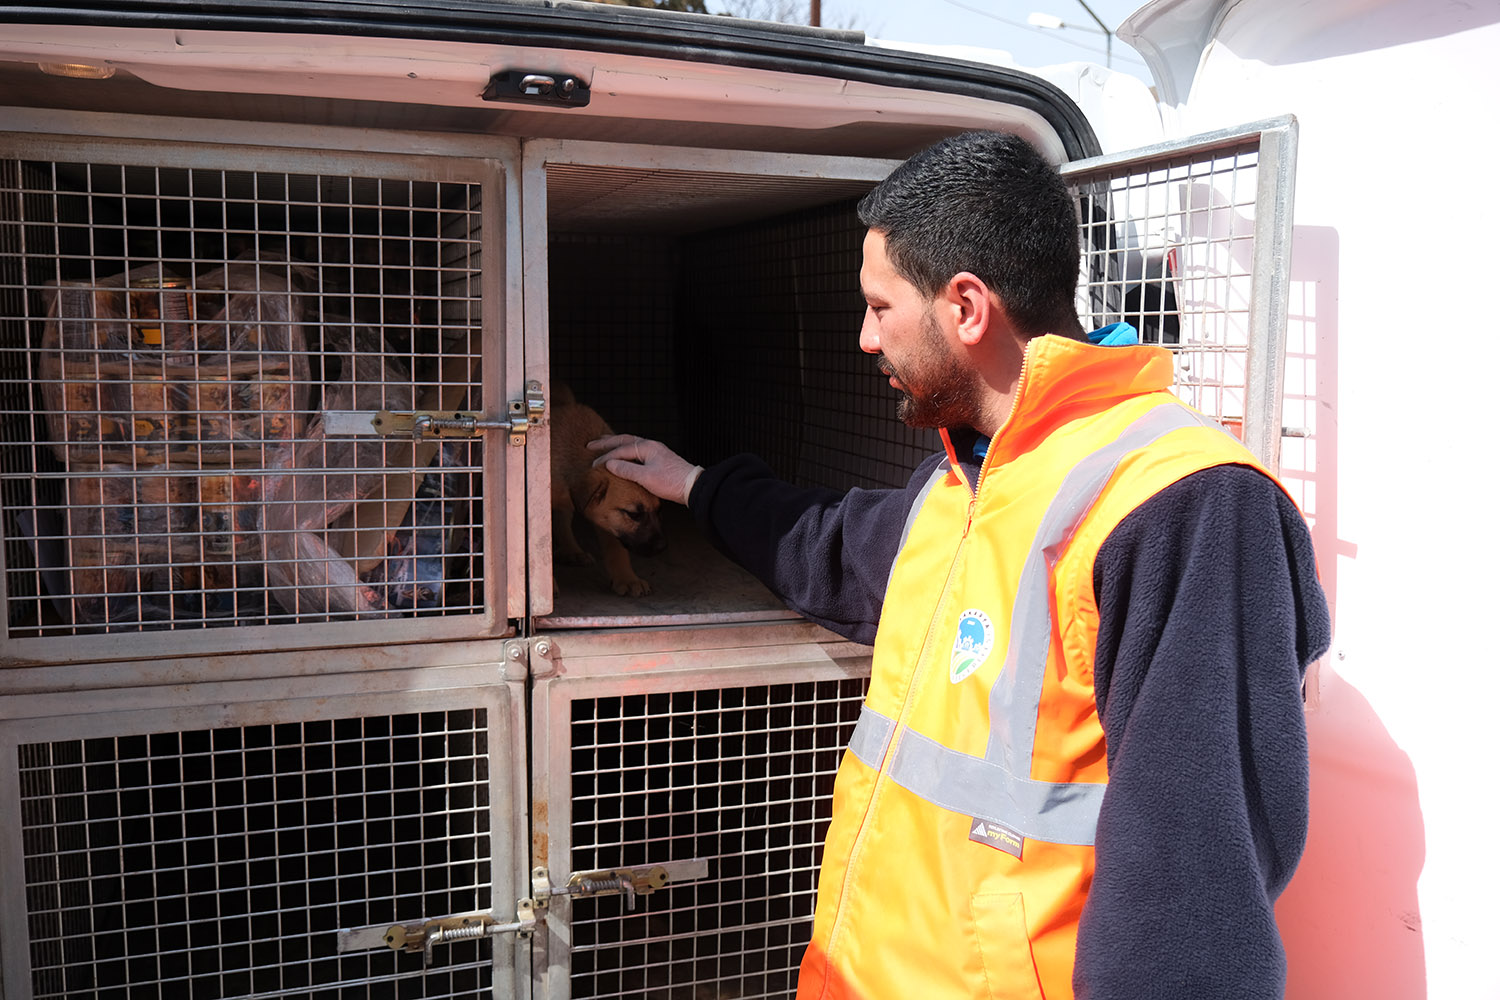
(533, 858, 711, 913)
(322, 409, 502, 439)
(337, 858, 704, 964)
(320, 382, 543, 446)
(337, 899, 538, 965)
(509, 379, 546, 446)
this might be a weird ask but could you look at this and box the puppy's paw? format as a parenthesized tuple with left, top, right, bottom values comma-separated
(610, 575, 652, 597)
(557, 548, 595, 567)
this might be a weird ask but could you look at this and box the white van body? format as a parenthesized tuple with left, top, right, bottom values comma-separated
(1120, 1, 1500, 997)
(0, 4, 1304, 997)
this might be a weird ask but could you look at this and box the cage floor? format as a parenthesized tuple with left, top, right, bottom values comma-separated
(542, 504, 797, 628)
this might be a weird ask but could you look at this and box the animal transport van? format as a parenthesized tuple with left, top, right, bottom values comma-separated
(0, 3, 1298, 997)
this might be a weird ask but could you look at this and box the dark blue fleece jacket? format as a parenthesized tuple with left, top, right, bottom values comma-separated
(689, 447, 1330, 999)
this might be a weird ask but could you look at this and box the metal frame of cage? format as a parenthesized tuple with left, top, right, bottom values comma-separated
(528, 623, 872, 1000)
(0, 644, 532, 1000)
(1064, 115, 1299, 473)
(0, 118, 526, 664)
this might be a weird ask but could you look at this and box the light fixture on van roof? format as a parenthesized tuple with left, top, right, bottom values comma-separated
(38, 61, 115, 80)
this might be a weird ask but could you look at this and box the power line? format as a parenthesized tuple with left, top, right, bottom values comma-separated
(931, 0, 1149, 69)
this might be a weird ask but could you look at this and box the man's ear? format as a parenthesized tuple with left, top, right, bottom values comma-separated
(945, 272, 997, 347)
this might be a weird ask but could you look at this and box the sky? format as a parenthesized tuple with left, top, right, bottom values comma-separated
(730, 0, 1158, 86)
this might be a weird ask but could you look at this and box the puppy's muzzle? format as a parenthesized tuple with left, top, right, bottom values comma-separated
(619, 519, 666, 556)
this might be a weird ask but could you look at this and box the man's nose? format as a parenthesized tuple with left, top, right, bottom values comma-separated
(858, 309, 880, 354)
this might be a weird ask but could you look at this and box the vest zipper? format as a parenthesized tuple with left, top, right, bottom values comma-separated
(818, 480, 979, 992)
(987, 338, 1035, 473)
(819, 348, 1025, 988)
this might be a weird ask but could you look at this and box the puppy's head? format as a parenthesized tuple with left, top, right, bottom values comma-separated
(579, 467, 666, 555)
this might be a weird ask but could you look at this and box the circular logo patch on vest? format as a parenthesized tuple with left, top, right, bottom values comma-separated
(950, 609, 994, 684)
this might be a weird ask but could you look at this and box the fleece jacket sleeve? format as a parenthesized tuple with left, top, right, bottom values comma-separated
(1074, 463, 1331, 1000)
(687, 452, 949, 646)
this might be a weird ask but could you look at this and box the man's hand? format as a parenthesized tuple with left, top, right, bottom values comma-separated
(589, 435, 704, 506)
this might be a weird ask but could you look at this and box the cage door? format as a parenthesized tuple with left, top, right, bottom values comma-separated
(528, 629, 870, 1000)
(0, 676, 530, 1000)
(0, 135, 519, 659)
(1064, 115, 1299, 472)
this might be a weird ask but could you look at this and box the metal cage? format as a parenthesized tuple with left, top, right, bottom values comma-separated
(0, 135, 507, 659)
(1, 663, 531, 1000)
(1, 116, 1297, 1000)
(530, 632, 870, 1000)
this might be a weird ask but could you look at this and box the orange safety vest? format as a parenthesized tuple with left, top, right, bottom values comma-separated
(797, 335, 1276, 1000)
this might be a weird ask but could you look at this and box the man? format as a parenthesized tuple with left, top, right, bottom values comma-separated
(591, 131, 1330, 999)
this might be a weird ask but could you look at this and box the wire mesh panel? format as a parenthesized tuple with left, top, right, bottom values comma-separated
(1065, 119, 1297, 463)
(7, 698, 510, 1000)
(0, 143, 492, 643)
(679, 199, 939, 493)
(547, 233, 681, 448)
(537, 662, 867, 1000)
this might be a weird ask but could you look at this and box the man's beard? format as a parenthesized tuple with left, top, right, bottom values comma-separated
(880, 309, 986, 429)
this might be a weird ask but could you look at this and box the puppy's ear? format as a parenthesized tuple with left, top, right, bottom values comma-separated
(585, 474, 610, 511)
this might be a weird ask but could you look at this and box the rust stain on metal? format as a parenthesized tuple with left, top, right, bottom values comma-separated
(532, 799, 549, 865)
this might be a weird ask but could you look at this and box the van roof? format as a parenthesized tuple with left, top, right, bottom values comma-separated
(1, 0, 1100, 159)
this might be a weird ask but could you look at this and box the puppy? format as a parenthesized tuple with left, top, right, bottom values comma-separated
(550, 384, 665, 596)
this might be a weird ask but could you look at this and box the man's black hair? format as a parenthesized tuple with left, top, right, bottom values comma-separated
(858, 131, 1084, 339)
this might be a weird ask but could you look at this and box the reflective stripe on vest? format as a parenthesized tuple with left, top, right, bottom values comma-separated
(847, 402, 1232, 846)
(847, 704, 894, 769)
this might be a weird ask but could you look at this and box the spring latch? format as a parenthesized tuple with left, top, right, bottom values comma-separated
(342, 860, 708, 964)
(420, 920, 487, 966)
(576, 872, 642, 910)
(378, 898, 537, 966)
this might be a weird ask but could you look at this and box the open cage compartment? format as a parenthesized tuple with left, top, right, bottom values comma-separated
(0, 133, 512, 658)
(529, 144, 939, 629)
(532, 122, 1298, 630)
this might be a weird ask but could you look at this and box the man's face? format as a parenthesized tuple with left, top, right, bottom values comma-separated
(858, 229, 985, 429)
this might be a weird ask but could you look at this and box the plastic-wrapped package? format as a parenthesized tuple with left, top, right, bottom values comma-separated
(41, 264, 190, 359)
(40, 256, 310, 468)
(265, 325, 414, 533)
(41, 266, 190, 467)
(33, 257, 476, 626)
(261, 323, 415, 618)
(191, 253, 315, 359)
(182, 253, 313, 463)
(34, 256, 313, 625)
(261, 527, 374, 621)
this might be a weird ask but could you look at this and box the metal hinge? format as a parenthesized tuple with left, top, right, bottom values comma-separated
(336, 858, 707, 965)
(320, 380, 545, 447)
